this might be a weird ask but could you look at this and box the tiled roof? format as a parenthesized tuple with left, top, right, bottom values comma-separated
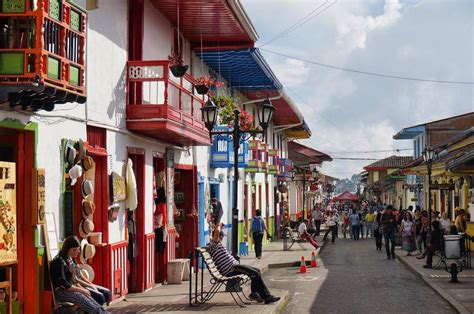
(364, 155, 413, 170)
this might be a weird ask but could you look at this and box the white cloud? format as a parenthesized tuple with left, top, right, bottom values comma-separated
(271, 58, 310, 87)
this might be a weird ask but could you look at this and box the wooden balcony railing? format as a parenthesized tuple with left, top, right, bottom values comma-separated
(0, 0, 87, 108)
(126, 60, 210, 146)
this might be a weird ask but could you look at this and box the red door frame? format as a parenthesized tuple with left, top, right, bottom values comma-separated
(0, 130, 35, 313)
(128, 147, 145, 292)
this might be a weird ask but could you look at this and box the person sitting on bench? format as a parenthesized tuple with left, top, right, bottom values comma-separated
(208, 225, 280, 304)
(50, 236, 106, 313)
(417, 220, 443, 268)
(298, 219, 320, 249)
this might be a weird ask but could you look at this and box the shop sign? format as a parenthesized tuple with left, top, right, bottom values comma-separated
(430, 183, 455, 190)
(0, 162, 17, 265)
(33, 169, 46, 224)
(411, 198, 418, 201)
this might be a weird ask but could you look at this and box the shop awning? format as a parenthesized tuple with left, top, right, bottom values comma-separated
(333, 191, 358, 202)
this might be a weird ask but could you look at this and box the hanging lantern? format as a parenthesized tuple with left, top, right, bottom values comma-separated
(201, 98, 219, 132)
(257, 96, 275, 130)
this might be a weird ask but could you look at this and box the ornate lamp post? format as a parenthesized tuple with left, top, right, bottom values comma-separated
(423, 147, 436, 234)
(201, 97, 275, 255)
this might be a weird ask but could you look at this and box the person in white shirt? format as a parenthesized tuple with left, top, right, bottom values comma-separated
(298, 219, 319, 249)
(439, 211, 451, 233)
(323, 211, 338, 243)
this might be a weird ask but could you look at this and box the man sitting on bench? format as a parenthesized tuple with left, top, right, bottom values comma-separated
(298, 219, 320, 249)
(208, 225, 280, 304)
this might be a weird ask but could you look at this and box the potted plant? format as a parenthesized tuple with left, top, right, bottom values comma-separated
(194, 75, 223, 95)
(239, 110, 254, 130)
(168, 53, 188, 78)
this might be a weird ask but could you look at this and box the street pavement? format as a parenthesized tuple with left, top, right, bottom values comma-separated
(266, 237, 456, 313)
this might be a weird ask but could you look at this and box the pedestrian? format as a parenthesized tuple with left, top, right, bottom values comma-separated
(208, 225, 281, 304)
(400, 211, 415, 256)
(359, 209, 366, 239)
(439, 211, 451, 234)
(381, 206, 397, 259)
(421, 210, 429, 250)
(211, 197, 224, 226)
(298, 219, 319, 249)
(312, 205, 323, 236)
(342, 212, 350, 238)
(417, 220, 443, 268)
(250, 209, 269, 259)
(455, 208, 467, 233)
(414, 208, 423, 255)
(323, 211, 338, 243)
(373, 212, 383, 250)
(349, 210, 360, 241)
(365, 210, 375, 238)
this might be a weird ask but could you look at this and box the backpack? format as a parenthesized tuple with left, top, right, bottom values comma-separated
(251, 217, 263, 233)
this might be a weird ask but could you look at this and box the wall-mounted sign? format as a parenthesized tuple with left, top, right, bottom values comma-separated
(33, 169, 46, 224)
(0, 162, 17, 266)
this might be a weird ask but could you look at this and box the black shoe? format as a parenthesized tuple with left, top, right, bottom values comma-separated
(391, 255, 395, 259)
(264, 295, 281, 304)
(387, 256, 391, 259)
(249, 292, 263, 302)
(416, 255, 425, 259)
(423, 265, 432, 269)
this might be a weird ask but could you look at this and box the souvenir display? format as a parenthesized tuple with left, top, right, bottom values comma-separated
(0, 162, 17, 265)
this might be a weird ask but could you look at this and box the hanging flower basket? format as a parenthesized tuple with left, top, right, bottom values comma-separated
(170, 64, 189, 78)
(168, 53, 188, 78)
(194, 84, 209, 95)
(278, 184, 288, 193)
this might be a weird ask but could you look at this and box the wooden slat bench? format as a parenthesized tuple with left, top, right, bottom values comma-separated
(189, 247, 251, 307)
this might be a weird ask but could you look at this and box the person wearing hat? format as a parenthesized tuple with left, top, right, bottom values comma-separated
(50, 236, 106, 313)
(211, 197, 223, 226)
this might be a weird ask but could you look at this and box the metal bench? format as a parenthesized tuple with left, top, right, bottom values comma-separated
(189, 247, 251, 307)
(281, 227, 306, 251)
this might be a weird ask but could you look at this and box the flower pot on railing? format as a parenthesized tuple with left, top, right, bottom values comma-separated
(170, 64, 189, 78)
(194, 84, 209, 95)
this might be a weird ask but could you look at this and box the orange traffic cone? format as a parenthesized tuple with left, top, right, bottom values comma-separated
(299, 256, 307, 273)
(310, 252, 318, 268)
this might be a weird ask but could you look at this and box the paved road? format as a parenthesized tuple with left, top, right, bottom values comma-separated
(265, 238, 456, 313)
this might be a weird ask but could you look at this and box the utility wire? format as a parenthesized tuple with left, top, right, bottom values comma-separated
(261, 48, 474, 85)
(332, 157, 381, 160)
(325, 148, 412, 154)
(258, 0, 337, 48)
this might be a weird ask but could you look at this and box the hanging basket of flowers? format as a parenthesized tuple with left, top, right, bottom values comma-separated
(194, 75, 223, 95)
(168, 53, 188, 78)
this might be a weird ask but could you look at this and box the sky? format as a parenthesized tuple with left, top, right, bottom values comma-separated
(241, 0, 474, 179)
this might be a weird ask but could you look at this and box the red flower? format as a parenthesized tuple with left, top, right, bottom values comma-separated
(195, 75, 224, 88)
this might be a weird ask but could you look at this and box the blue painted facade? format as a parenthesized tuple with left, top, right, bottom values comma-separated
(210, 126, 249, 168)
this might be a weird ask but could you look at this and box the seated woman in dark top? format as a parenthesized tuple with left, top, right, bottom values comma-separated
(416, 220, 444, 268)
(50, 236, 106, 313)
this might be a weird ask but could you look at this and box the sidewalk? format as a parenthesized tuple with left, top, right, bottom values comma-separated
(395, 248, 474, 314)
(106, 237, 325, 313)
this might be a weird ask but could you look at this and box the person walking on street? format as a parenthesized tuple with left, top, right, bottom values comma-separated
(381, 206, 397, 259)
(323, 211, 338, 243)
(312, 206, 323, 235)
(359, 209, 366, 239)
(400, 211, 416, 256)
(342, 212, 350, 238)
(414, 208, 423, 255)
(349, 210, 360, 240)
(365, 210, 375, 238)
(421, 210, 429, 250)
(373, 212, 383, 250)
(251, 210, 269, 259)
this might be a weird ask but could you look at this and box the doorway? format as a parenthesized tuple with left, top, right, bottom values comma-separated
(153, 155, 166, 283)
(127, 150, 145, 293)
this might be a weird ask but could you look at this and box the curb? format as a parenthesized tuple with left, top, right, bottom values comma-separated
(396, 254, 470, 314)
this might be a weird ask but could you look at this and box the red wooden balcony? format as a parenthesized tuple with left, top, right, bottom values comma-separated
(0, 0, 87, 111)
(126, 60, 210, 146)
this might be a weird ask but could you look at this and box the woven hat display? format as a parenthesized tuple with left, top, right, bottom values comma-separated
(68, 164, 83, 186)
(81, 179, 94, 198)
(79, 218, 94, 238)
(64, 140, 77, 167)
(74, 139, 86, 165)
(80, 238, 96, 263)
(82, 195, 95, 219)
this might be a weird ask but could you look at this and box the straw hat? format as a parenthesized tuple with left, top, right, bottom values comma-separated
(74, 139, 86, 165)
(68, 164, 83, 186)
(79, 218, 94, 238)
(64, 140, 76, 167)
(84, 157, 96, 181)
(81, 179, 94, 198)
(78, 263, 95, 282)
(82, 195, 95, 219)
(80, 238, 96, 263)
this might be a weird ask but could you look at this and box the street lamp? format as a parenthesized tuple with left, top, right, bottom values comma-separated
(423, 147, 436, 234)
(201, 97, 275, 255)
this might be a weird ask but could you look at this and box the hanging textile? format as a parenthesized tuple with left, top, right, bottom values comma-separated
(125, 158, 138, 211)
